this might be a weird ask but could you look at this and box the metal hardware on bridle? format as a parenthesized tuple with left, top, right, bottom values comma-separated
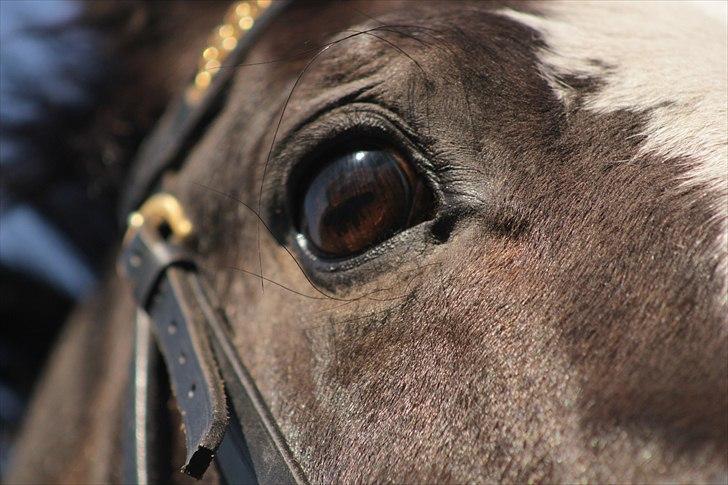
(120, 0, 287, 221)
(118, 1, 305, 484)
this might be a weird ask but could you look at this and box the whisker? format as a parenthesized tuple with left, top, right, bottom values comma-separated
(347, 7, 435, 51)
(195, 182, 424, 304)
(226, 266, 329, 300)
(255, 24, 435, 299)
(195, 19, 443, 312)
(194, 182, 337, 299)
(359, 31, 425, 75)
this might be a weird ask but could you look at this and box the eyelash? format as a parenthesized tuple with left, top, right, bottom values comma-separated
(285, 107, 439, 198)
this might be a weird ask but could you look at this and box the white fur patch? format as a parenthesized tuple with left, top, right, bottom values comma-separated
(500, 1, 728, 278)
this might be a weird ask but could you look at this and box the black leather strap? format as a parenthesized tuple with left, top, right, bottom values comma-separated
(122, 227, 228, 479)
(189, 275, 308, 484)
(149, 269, 229, 478)
(120, 223, 306, 483)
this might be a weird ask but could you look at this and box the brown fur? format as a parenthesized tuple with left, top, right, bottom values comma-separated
(8, 1, 727, 483)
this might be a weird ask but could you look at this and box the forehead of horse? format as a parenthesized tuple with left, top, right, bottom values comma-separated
(297, 0, 724, 255)
(275, 3, 562, 146)
(501, 0, 727, 250)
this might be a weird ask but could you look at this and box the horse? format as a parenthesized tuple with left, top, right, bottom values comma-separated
(7, 1, 727, 483)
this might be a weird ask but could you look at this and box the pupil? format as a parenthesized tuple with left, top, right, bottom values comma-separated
(320, 191, 376, 230)
(299, 150, 413, 257)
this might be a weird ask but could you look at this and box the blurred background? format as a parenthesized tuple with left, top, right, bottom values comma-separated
(0, 0, 114, 473)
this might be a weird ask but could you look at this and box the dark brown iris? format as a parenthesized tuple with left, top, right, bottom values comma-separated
(298, 149, 433, 258)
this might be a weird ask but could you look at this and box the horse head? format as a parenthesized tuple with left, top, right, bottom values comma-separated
(9, 1, 727, 483)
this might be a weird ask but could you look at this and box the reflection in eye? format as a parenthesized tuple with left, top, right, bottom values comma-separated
(297, 149, 434, 258)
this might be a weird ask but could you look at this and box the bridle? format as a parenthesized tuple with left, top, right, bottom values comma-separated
(117, 1, 304, 483)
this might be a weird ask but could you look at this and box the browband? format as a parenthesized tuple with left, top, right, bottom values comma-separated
(120, 0, 289, 221)
(118, 1, 305, 483)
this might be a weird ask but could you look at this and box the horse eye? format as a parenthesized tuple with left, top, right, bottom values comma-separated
(297, 149, 434, 259)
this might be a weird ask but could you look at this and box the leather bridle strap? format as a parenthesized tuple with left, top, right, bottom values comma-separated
(119, 0, 290, 222)
(117, 1, 305, 483)
(119, 195, 306, 483)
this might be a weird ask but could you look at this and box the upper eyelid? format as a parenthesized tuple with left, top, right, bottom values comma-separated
(276, 104, 443, 215)
(273, 102, 438, 182)
(269, 85, 384, 157)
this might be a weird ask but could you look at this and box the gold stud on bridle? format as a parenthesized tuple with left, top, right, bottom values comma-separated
(186, 0, 273, 104)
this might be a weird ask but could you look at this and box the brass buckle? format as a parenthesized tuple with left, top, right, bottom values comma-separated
(124, 193, 194, 245)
